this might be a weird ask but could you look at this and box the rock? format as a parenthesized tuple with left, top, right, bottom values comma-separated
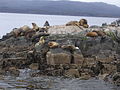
(62, 64, 70, 70)
(0, 75, 4, 80)
(91, 61, 104, 76)
(48, 25, 83, 34)
(80, 73, 91, 80)
(98, 73, 109, 81)
(116, 61, 120, 72)
(29, 63, 39, 70)
(103, 64, 116, 74)
(46, 48, 71, 65)
(7, 67, 20, 76)
(73, 50, 84, 65)
(64, 69, 80, 78)
(69, 64, 78, 69)
(96, 50, 116, 63)
(112, 72, 120, 86)
(83, 58, 95, 67)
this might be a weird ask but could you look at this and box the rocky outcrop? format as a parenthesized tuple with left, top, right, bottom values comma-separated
(0, 22, 120, 86)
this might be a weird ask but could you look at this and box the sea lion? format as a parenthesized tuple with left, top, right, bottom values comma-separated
(66, 21, 84, 29)
(44, 21, 50, 27)
(25, 30, 36, 38)
(86, 32, 98, 37)
(35, 36, 45, 47)
(92, 30, 106, 36)
(66, 21, 78, 26)
(12, 25, 32, 37)
(83, 24, 89, 28)
(61, 45, 76, 50)
(39, 36, 45, 44)
(20, 25, 31, 32)
(39, 28, 48, 33)
(32, 23, 40, 31)
(48, 41, 59, 48)
(12, 28, 23, 37)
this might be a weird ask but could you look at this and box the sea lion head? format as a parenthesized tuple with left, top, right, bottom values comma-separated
(32, 23, 39, 31)
(44, 21, 50, 27)
(79, 19, 88, 26)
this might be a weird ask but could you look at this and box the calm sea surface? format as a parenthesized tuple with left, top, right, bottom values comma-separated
(0, 13, 118, 37)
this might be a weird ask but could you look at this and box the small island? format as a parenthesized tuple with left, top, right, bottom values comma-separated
(0, 19, 120, 89)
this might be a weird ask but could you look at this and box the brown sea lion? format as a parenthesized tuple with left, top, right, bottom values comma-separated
(32, 23, 40, 31)
(25, 30, 36, 38)
(66, 21, 84, 29)
(12, 25, 32, 37)
(86, 32, 98, 37)
(92, 30, 106, 36)
(66, 21, 78, 26)
(20, 25, 31, 32)
(12, 28, 23, 37)
(48, 41, 59, 48)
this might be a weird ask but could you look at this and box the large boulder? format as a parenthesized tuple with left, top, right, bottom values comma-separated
(46, 48, 71, 65)
(48, 25, 83, 35)
(73, 49, 84, 65)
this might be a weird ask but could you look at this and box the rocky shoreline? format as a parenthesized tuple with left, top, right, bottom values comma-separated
(0, 19, 120, 87)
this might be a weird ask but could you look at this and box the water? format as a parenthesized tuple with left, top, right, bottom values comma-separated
(0, 69, 119, 90)
(0, 12, 118, 37)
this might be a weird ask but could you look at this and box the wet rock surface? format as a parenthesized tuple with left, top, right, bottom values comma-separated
(0, 20, 120, 88)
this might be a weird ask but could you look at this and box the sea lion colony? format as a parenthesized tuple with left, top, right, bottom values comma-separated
(9, 19, 111, 47)
(10, 19, 109, 39)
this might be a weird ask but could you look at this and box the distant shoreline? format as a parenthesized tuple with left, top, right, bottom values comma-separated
(0, 11, 119, 18)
